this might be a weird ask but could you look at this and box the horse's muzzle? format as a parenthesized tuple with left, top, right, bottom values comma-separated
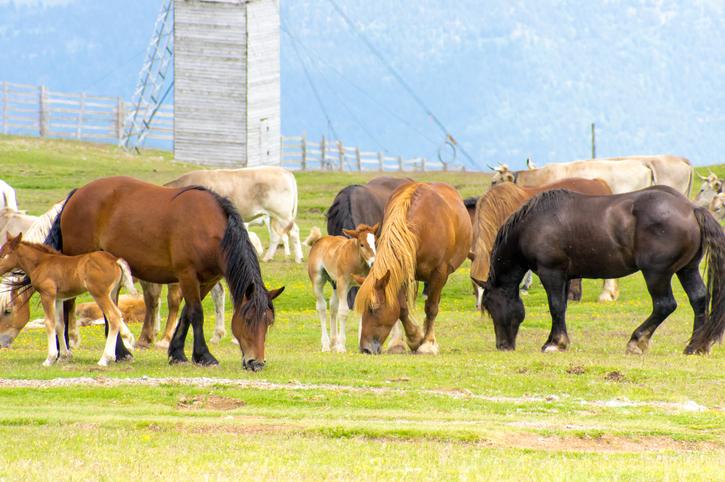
(0, 334, 14, 349)
(360, 339, 381, 355)
(243, 358, 265, 372)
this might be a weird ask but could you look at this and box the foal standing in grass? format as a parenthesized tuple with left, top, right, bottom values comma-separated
(0, 233, 136, 366)
(306, 224, 378, 352)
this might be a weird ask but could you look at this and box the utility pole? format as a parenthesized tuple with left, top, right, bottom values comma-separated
(591, 122, 596, 159)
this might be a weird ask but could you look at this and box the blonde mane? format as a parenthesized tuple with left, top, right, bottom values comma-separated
(355, 183, 419, 313)
(470, 183, 530, 281)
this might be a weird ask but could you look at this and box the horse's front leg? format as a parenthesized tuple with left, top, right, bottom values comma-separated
(416, 270, 447, 355)
(40, 295, 59, 366)
(181, 277, 218, 366)
(209, 282, 226, 344)
(539, 269, 571, 352)
(332, 280, 351, 353)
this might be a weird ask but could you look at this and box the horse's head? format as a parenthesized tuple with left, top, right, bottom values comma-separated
(0, 289, 30, 349)
(709, 193, 725, 221)
(694, 172, 723, 207)
(356, 270, 402, 354)
(233, 284, 285, 371)
(490, 164, 515, 186)
(0, 232, 22, 276)
(475, 278, 524, 350)
(343, 223, 379, 267)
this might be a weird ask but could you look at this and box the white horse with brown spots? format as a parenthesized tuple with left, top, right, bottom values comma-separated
(306, 224, 378, 353)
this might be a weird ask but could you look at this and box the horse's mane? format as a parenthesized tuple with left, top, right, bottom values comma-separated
(355, 183, 419, 314)
(18, 241, 62, 255)
(488, 189, 573, 284)
(326, 184, 360, 235)
(176, 185, 273, 327)
(471, 183, 530, 282)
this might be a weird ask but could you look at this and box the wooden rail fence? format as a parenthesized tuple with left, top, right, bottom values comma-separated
(1, 81, 457, 172)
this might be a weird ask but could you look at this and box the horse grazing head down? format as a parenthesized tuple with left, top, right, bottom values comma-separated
(476, 278, 525, 350)
(232, 284, 285, 371)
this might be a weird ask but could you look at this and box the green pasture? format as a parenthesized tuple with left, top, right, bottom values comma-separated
(0, 136, 724, 480)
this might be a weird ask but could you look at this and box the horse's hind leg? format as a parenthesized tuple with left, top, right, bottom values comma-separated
(416, 269, 448, 355)
(137, 280, 162, 348)
(598, 279, 620, 302)
(157, 283, 182, 349)
(539, 269, 571, 352)
(567, 279, 583, 301)
(677, 264, 708, 354)
(54, 300, 71, 361)
(313, 275, 330, 352)
(209, 282, 226, 344)
(289, 222, 304, 263)
(63, 298, 80, 349)
(626, 271, 677, 355)
(94, 294, 124, 366)
(40, 295, 59, 366)
(262, 218, 284, 262)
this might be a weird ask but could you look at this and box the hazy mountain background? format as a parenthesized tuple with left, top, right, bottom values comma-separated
(1, 0, 723, 169)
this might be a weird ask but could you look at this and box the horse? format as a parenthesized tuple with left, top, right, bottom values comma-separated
(165, 166, 302, 262)
(0, 180, 18, 211)
(0, 208, 37, 241)
(694, 172, 723, 208)
(478, 186, 725, 355)
(470, 178, 617, 308)
(355, 182, 471, 355)
(44, 176, 283, 370)
(306, 223, 378, 352)
(708, 193, 725, 222)
(0, 233, 137, 366)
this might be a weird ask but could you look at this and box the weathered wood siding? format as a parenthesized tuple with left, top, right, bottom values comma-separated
(174, 0, 247, 166)
(246, 0, 280, 167)
(173, 0, 280, 167)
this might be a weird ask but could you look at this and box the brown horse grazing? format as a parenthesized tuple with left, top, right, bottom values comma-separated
(478, 186, 725, 355)
(43, 176, 284, 370)
(306, 223, 378, 353)
(470, 178, 616, 307)
(355, 182, 471, 355)
(0, 233, 137, 366)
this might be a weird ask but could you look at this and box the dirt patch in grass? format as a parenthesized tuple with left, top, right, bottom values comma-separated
(177, 395, 246, 411)
(567, 365, 585, 375)
(500, 432, 721, 453)
(605, 371, 626, 382)
(183, 423, 295, 435)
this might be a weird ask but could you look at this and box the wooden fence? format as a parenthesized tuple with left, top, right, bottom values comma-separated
(1, 80, 457, 172)
(0, 81, 172, 144)
(281, 135, 451, 172)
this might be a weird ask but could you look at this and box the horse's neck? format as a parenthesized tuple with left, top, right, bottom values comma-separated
(15, 244, 50, 273)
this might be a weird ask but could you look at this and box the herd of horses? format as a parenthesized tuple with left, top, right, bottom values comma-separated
(0, 154, 723, 371)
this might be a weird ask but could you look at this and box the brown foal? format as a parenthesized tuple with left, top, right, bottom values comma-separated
(306, 224, 378, 352)
(0, 233, 136, 366)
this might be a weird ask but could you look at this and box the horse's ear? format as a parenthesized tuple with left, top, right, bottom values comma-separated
(267, 286, 285, 300)
(467, 251, 476, 261)
(342, 228, 356, 238)
(370, 223, 380, 234)
(9, 232, 21, 246)
(471, 277, 487, 290)
(697, 172, 708, 181)
(351, 273, 367, 285)
(374, 270, 391, 290)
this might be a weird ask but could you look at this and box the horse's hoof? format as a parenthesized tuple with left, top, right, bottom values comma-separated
(193, 352, 219, 366)
(386, 344, 406, 355)
(168, 352, 189, 365)
(683, 343, 710, 356)
(415, 341, 439, 355)
(116, 353, 134, 363)
(332, 344, 346, 353)
(42, 358, 56, 367)
(321, 344, 331, 352)
(542, 344, 566, 353)
(598, 293, 616, 303)
(97, 358, 110, 367)
(209, 332, 225, 345)
(520, 290, 529, 296)
(626, 339, 648, 355)
(59, 352, 73, 362)
(294, 258, 303, 264)
(155, 339, 170, 350)
(135, 337, 152, 350)
(261, 256, 272, 263)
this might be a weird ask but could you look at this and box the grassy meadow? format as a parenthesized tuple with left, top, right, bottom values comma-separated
(0, 135, 724, 480)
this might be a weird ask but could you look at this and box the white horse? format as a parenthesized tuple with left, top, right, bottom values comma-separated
(0, 180, 18, 211)
(0, 208, 37, 241)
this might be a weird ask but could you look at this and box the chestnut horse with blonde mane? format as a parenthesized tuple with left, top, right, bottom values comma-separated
(355, 182, 471, 355)
(42, 176, 283, 370)
(470, 178, 615, 306)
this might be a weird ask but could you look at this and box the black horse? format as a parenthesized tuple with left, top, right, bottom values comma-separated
(327, 176, 412, 306)
(476, 186, 725, 355)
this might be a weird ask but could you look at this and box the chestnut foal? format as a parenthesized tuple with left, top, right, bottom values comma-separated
(306, 224, 378, 352)
(0, 233, 136, 366)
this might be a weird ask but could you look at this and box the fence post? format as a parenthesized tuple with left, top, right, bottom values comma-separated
(421, 157, 426, 172)
(337, 140, 345, 171)
(320, 135, 327, 170)
(378, 151, 384, 172)
(397, 156, 403, 171)
(591, 122, 596, 159)
(115, 96, 125, 142)
(1, 81, 7, 135)
(355, 147, 361, 171)
(76, 92, 85, 140)
(300, 135, 307, 171)
(38, 85, 47, 137)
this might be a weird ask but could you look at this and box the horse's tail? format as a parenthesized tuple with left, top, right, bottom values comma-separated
(326, 185, 359, 235)
(289, 171, 299, 222)
(303, 226, 322, 247)
(115, 258, 137, 296)
(686, 207, 725, 354)
(44, 189, 77, 251)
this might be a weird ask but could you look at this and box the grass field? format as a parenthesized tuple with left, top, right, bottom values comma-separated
(0, 136, 724, 480)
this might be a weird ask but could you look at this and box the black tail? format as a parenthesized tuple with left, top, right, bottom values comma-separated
(191, 187, 271, 328)
(463, 196, 479, 211)
(687, 207, 725, 354)
(326, 184, 360, 235)
(44, 188, 76, 251)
